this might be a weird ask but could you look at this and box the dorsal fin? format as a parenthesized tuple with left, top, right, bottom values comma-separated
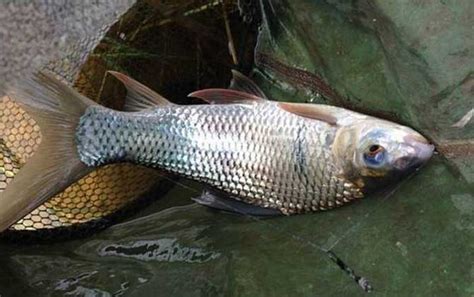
(229, 70, 268, 99)
(108, 71, 175, 111)
(188, 88, 265, 104)
(278, 102, 338, 126)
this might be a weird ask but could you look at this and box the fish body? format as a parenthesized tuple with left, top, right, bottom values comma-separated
(0, 70, 434, 231)
(77, 102, 360, 214)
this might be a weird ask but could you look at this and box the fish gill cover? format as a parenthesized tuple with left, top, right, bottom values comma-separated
(0, 0, 473, 297)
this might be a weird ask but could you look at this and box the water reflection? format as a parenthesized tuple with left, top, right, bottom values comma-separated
(99, 238, 221, 263)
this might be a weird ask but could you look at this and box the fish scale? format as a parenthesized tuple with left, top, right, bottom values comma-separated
(77, 102, 362, 214)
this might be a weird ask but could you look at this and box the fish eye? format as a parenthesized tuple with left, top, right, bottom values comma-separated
(363, 144, 386, 167)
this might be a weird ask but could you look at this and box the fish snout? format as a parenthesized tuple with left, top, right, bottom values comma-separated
(402, 135, 435, 168)
(413, 142, 435, 162)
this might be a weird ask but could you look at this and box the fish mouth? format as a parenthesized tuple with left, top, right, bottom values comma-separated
(389, 135, 434, 172)
(402, 135, 435, 169)
(404, 135, 434, 160)
(413, 142, 435, 162)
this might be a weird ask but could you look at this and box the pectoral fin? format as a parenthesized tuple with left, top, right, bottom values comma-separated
(192, 190, 282, 216)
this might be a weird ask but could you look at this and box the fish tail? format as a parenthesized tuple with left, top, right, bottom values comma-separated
(1, 71, 96, 232)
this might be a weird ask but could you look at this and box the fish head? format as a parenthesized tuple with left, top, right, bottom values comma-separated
(333, 118, 434, 191)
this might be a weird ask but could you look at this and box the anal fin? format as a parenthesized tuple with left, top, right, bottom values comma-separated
(192, 190, 282, 217)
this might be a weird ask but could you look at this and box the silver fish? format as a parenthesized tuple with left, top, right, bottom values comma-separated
(0, 70, 434, 231)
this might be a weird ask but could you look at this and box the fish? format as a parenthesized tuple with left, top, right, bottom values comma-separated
(0, 69, 434, 232)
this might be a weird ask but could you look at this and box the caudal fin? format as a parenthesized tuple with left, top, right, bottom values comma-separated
(1, 71, 96, 232)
